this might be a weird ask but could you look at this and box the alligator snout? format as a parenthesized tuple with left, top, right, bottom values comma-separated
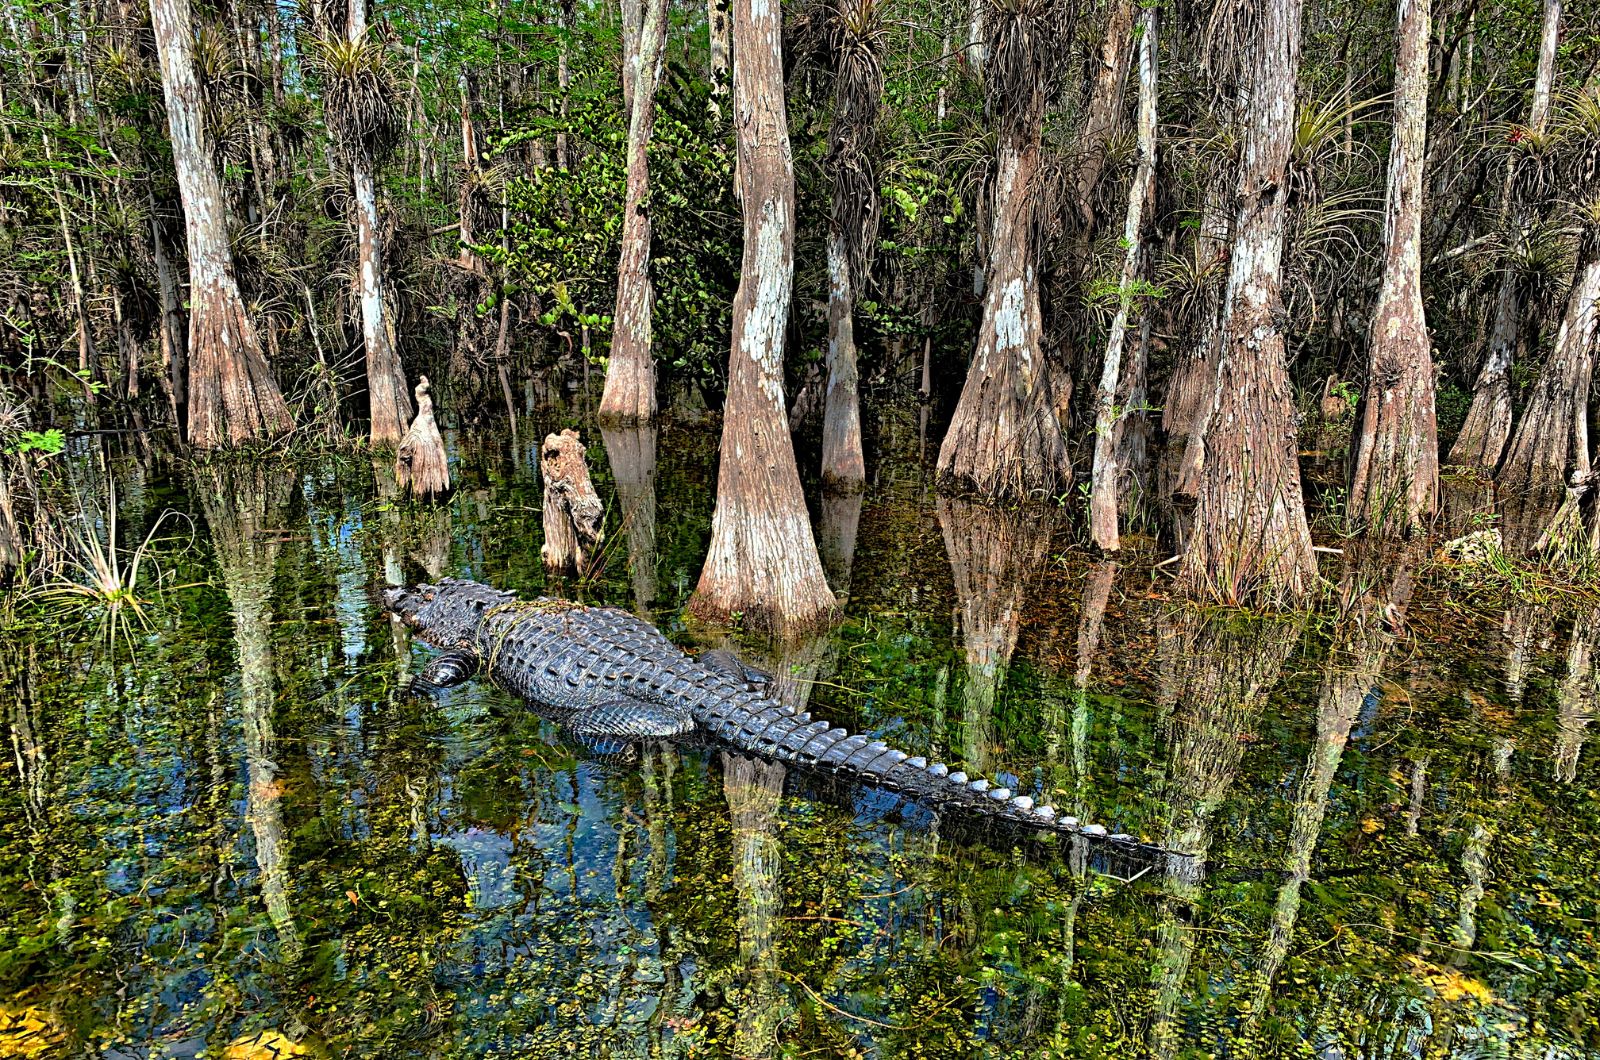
(382, 586, 427, 625)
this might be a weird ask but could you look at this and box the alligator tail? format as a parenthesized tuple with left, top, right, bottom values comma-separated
(695, 694, 1186, 870)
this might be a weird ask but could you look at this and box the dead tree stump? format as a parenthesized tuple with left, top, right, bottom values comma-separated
(395, 375, 450, 500)
(541, 429, 604, 575)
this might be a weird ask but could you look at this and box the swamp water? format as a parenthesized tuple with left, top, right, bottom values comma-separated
(1, 414, 1597, 1059)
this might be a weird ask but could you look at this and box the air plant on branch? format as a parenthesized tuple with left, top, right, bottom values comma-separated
(825, 0, 886, 287)
(312, 32, 400, 165)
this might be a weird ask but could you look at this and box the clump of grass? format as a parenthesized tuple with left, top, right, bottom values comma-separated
(29, 485, 192, 648)
(1427, 522, 1600, 610)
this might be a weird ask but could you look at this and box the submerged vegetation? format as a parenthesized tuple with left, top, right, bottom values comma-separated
(3, 0, 1600, 1053)
(0, 435, 1598, 1058)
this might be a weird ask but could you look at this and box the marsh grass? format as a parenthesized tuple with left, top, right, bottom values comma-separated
(27, 485, 195, 649)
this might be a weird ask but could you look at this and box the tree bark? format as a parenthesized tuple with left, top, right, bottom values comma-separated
(556, 0, 573, 168)
(540, 429, 606, 575)
(1088, 2, 1156, 552)
(1449, 0, 1562, 471)
(966, 0, 985, 77)
(937, 3, 1070, 502)
(1160, 177, 1232, 528)
(601, 0, 669, 425)
(151, 0, 293, 448)
(1176, 0, 1317, 607)
(456, 70, 483, 272)
(1496, 232, 1600, 553)
(349, 0, 412, 446)
(1348, 0, 1439, 536)
(395, 376, 451, 500)
(149, 200, 186, 428)
(688, 0, 837, 635)
(818, 1, 882, 491)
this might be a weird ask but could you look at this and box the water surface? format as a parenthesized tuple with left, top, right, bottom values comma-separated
(2, 414, 1596, 1058)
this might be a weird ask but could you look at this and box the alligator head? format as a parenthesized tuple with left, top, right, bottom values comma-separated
(382, 578, 518, 646)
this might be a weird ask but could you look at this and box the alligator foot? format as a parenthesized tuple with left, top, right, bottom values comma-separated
(697, 649, 774, 695)
(407, 648, 480, 698)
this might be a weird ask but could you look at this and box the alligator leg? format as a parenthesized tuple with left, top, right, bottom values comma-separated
(408, 648, 480, 697)
(698, 649, 774, 694)
(566, 696, 696, 739)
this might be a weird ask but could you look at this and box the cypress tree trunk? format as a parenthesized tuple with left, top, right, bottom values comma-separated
(149, 199, 187, 427)
(151, 0, 292, 448)
(1348, 0, 1439, 536)
(689, 0, 837, 634)
(1088, 1, 1156, 552)
(1176, 0, 1316, 607)
(348, 0, 411, 446)
(821, 231, 865, 486)
(601, 0, 669, 425)
(1449, 0, 1562, 470)
(1159, 176, 1231, 517)
(936, 0, 1070, 502)
(1496, 231, 1600, 553)
(818, 0, 882, 491)
(456, 70, 483, 272)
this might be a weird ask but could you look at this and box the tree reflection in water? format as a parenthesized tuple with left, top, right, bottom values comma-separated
(199, 464, 302, 964)
(1247, 546, 1419, 1028)
(938, 497, 1055, 776)
(601, 425, 659, 618)
(1147, 606, 1302, 1057)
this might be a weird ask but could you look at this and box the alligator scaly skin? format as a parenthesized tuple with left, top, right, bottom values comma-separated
(385, 577, 1176, 863)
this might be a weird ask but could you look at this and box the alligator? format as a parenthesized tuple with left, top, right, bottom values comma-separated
(385, 577, 1186, 873)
